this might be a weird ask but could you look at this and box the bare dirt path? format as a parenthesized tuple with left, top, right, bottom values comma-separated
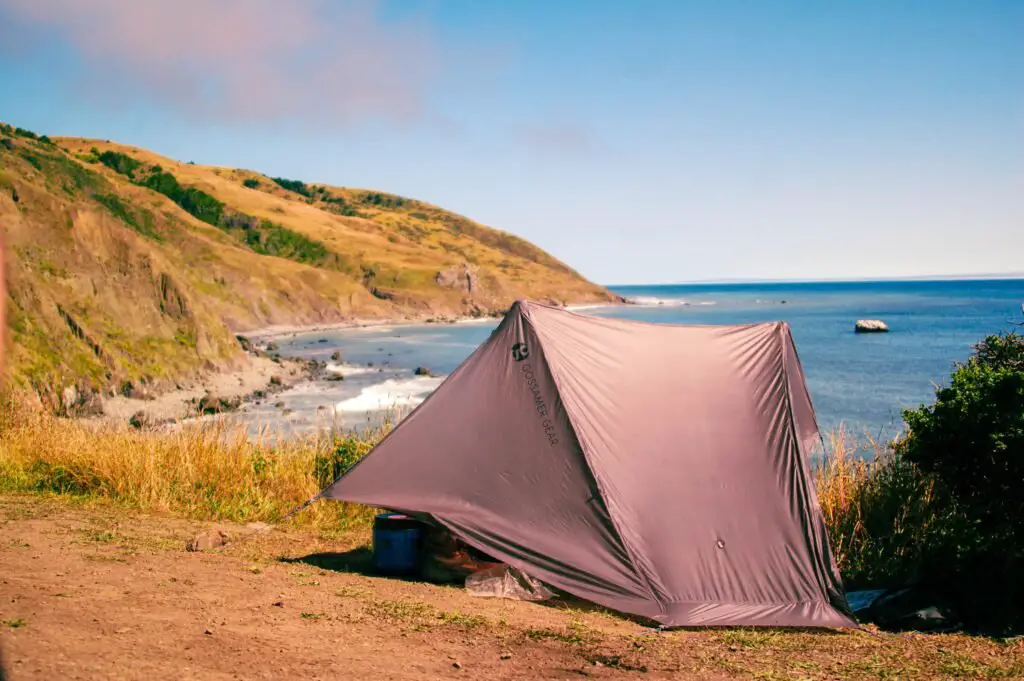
(1, 495, 1021, 680)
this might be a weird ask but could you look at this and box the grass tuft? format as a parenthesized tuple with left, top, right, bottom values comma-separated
(813, 426, 938, 588)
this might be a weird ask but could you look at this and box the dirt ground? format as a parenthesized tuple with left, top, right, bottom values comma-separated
(1, 495, 1022, 681)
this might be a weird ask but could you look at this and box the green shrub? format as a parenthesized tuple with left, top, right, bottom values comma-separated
(143, 171, 224, 226)
(898, 331, 1024, 632)
(178, 187, 224, 225)
(359, 191, 403, 208)
(321, 194, 360, 216)
(245, 220, 332, 265)
(271, 176, 313, 198)
(243, 178, 260, 189)
(18, 150, 43, 171)
(97, 150, 141, 178)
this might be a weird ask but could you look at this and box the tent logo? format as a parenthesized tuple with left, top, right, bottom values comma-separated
(511, 343, 529, 362)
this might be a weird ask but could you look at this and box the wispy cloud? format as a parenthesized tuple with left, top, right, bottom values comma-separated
(515, 121, 596, 155)
(0, 0, 443, 128)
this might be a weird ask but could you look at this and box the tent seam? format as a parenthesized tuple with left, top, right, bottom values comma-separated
(523, 308, 665, 613)
(776, 323, 854, 623)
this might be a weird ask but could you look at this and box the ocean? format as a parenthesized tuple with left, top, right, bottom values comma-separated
(233, 279, 1024, 445)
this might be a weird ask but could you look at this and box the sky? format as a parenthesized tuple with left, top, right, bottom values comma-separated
(0, 0, 1020, 285)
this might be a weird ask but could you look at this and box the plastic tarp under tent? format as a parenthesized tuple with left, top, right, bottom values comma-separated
(320, 300, 856, 628)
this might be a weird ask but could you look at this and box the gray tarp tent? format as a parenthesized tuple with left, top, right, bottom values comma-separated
(321, 300, 855, 628)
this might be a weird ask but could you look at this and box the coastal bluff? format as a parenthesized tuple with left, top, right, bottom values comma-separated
(0, 122, 616, 412)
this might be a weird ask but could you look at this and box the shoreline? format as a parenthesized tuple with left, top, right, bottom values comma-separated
(237, 300, 632, 343)
(96, 353, 324, 429)
(85, 299, 633, 430)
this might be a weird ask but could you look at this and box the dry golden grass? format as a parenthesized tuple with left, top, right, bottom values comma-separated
(0, 400, 387, 533)
(812, 426, 938, 588)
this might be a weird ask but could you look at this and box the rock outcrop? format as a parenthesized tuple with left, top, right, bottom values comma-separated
(435, 265, 477, 294)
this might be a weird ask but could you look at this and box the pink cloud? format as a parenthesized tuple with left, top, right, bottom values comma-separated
(516, 121, 596, 155)
(1, 0, 443, 127)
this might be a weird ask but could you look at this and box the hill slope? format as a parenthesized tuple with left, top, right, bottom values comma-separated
(0, 123, 616, 411)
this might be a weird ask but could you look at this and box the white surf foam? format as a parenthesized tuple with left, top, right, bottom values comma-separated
(334, 376, 444, 413)
(626, 296, 689, 307)
(325, 363, 376, 376)
(564, 304, 609, 312)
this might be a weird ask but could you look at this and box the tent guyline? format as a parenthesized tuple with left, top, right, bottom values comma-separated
(317, 300, 856, 628)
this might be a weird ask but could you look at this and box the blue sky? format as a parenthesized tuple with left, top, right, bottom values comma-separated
(0, 0, 1020, 285)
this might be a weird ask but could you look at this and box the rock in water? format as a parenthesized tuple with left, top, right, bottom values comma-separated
(855, 320, 889, 333)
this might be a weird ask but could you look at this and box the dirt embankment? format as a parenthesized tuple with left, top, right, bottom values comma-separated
(2, 496, 1022, 681)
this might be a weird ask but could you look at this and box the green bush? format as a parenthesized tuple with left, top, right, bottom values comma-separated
(178, 187, 224, 225)
(321, 194, 360, 216)
(245, 220, 332, 265)
(359, 191, 404, 208)
(243, 178, 260, 189)
(97, 150, 141, 178)
(898, 331, 1024, 632)
(143, 171, 224, 226)
(271, 176, 313, 198)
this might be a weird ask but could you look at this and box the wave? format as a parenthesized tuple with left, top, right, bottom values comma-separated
(624, 296, 717, 307)
(564, 304, 611, 312)
(334, 376, 444, 413)
(626, 296, 682, 307)
(325, 363, 377, 376)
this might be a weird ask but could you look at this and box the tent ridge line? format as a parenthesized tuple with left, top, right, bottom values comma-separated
(318, 310, 512, 499)
(523, 307, 665, 613)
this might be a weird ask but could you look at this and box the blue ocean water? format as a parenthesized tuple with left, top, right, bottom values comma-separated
(602, 280, 1024, 438)
(245, 279, 1024, 442)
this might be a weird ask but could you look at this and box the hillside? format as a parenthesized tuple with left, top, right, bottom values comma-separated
(0, 123, 616, 412)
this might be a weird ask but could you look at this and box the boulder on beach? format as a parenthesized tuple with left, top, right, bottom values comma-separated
(855, 320, 889, 333)
(195, 394, 243, 415)
(129, 410, 153, 429)
(414, 366, 434, 377)
(186, 529, 228, 552)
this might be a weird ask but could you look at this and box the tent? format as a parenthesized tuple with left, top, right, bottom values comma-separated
(321, 300, 855, 628)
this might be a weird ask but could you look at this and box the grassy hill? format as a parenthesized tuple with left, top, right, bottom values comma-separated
(0, 123, 616, 411)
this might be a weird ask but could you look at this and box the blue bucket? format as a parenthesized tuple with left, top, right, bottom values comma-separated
(372, 513, 425, 576)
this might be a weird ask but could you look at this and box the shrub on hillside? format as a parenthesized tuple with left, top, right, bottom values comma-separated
(245, 220, 332, 265)
(271, 176, 313, 198)
(243, 178, 260, 189)
(97, 150, 141, 178)
(321, 194, 360, 216)
(359, 192, 404, 208)
(897, 330, 1024, 632)
(143, 171, 224, 226)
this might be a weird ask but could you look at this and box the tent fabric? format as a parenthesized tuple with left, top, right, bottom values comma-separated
(320, 300, 856, 628)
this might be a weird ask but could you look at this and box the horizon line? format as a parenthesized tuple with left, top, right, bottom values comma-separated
(606, 273, 1024, 287)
